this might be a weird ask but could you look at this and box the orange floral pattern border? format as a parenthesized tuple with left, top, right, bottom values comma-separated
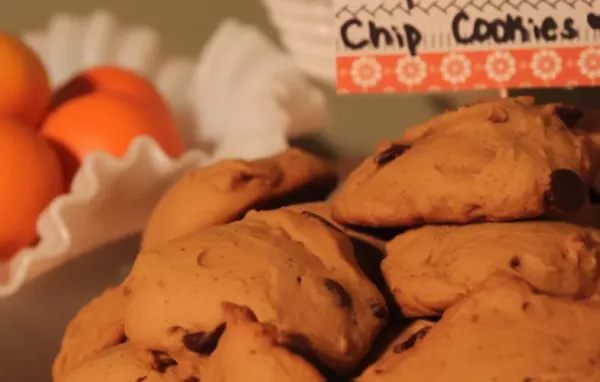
(336, 47, 600, 93)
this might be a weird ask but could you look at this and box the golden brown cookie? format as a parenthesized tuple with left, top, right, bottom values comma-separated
(125, 208, 388, 375)
(53, 285, 130, 380)
(376, 320, 434, 361)
(573, 107, 600, 147)
(357, 319, 435, 373)
(142, 148, 338, 250)
(285, 202, 387, 251)
(331, 97, 599, 227)
(201, 303, 326, 382)
(358, 276, 600, 382)
(285, 202, 396, 318)
(57, 343, 167, 382)
(383, 221, 600, 317)
(127, 303, 328, 382)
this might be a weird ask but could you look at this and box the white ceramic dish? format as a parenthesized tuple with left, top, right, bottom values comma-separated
(0, 9, 330, 297)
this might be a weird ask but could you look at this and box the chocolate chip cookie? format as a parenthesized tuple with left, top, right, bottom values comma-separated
(384, 221, 600, 317)
(57, 343, 166, 382)
(377, 320, 434, 361)
(358, 276, 600, 382)
(53, 285, 129, 380)
(331, 97, 598, 227)
(573, 107, 600, 147)
(286, 202, 387, 251)
(201, 303, 326, 381)
(126, 208, 388, 375)
(142, 148, 338, 250)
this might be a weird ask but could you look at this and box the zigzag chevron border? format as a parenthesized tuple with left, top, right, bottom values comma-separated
(334, 0, 597, 18)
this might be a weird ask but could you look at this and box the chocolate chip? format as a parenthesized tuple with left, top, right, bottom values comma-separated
(323, 278, 352, 310)
(488, 107, 508, 123)
(300, 211, 344, 233)
(554, 105, 583, 128)
(151, 351, 177, 373)
(589, 188, 600, 205)
(374, 145, 410, 166)
(509, 256, 521, 269)
(184, 378, 200, 382)
(238, 171, 254, 182)
(182, 323, 226, 355)
(392, 326, 431, 353)
(522, 301, 531, 311)
(369, 300, 388, 319)
(136, 377, 147, 382)
(545, 169, 586, 212)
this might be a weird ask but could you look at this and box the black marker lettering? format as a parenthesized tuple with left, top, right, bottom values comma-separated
(339, 19, 423, 55)
(391, 26, 406, 50)
(561, 18, 578, 39)
(453, 12, 532, 45)
(369, 21, 393, 48)
(342, 10, 581, 56)
(490, 19, 507, 43)
(587, 13, 600, 30)
(532, 20, 543, 40)
(340, 18, 368, 50)
(474, 18, 490, 41)
(540, 17, 558, 41)
(508, 15, 529, 43)
(405, 24, 422, 56)
(452, 10, 473, 44)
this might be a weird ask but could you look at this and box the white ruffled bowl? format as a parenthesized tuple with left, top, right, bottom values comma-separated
(0, 9, 330, 297)
(261, 0, 335, 85)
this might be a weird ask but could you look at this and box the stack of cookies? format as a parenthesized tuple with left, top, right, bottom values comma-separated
(53, 97, 600, 382)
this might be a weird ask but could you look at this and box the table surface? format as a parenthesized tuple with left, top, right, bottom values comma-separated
(0, 236, 140, 382)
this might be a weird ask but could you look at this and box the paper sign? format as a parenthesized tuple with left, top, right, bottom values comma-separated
(334, 0, 600, 93)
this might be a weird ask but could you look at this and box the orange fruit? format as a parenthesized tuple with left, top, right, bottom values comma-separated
(0, 32, 51, 127)
(0, 118, 64, 259)
(51, 65, 168, 112)
(42, 92, 184, 187)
